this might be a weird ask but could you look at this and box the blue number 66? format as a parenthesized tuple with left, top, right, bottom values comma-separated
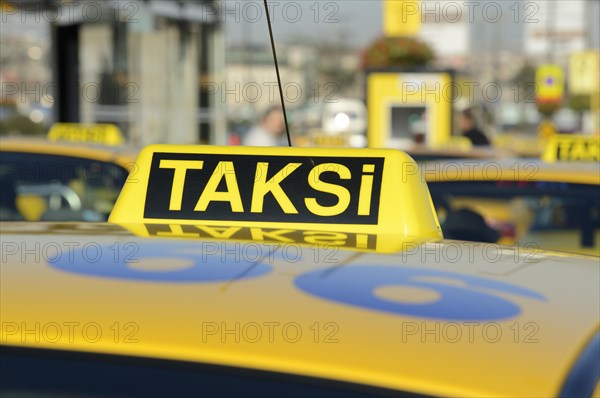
(294, 266, 545, 321)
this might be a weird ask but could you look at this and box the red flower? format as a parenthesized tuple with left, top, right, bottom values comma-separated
(362, 36, 434, 70)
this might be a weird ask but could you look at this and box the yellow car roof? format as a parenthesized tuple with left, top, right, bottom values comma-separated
(421, 159, 600, 185)
(0, 138, 138, 169)
(47, 123, 126, 147)
(1, 222, 599, 397)
(3, 145, 598, 396)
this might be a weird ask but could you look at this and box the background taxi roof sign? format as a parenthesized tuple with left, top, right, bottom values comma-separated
(109, 145, 442, 243)
(542, 134, 599, 162)
(535, 64, 564, 103)
(47, 123, 125, 146)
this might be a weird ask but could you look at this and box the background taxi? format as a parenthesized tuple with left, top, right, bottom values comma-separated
(0, 138, 136, 222)
(423, 159, 600, 255)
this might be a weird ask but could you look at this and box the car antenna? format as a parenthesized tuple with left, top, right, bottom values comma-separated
(263, 0, 292, 147)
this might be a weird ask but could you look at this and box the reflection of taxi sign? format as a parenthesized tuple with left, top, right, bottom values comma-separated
(542, 134, 600, 162)
(47, 123, 125, 146)
(109, 145, 442, 250)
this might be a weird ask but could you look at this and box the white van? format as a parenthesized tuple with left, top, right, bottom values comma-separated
(291, 99, 367, 147)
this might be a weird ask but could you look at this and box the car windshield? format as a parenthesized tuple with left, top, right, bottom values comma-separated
(429, 180, 600, 253)
(0, 151, 129, 222)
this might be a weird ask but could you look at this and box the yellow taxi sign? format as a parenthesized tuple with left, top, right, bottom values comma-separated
(383, 0, 421, 37)
(109, 145, 442, 246)
(535, 64, 564, 103)
(47, 123, 125, 146)
(542, 134, 600, 162)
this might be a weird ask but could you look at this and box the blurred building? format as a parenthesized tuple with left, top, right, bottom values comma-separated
(405, 0, 599, 134)
(1, 0, 226, 145)
(224, 46, 303, 121)
(398, 0, 599, 79)
(224, 43, 361, 122)
(524, 0, 599, 65)
(418, 2, 470, 70)
(0, 5, 53, 133)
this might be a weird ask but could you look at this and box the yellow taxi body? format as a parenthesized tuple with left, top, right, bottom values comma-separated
(2, 145, 598, 397)
(422, 159, 600, 255)
(1, 222, 599, 397)
(0, 137, 137, 170)
(422, 158, 600, 185)
(47, 123, 126, 147)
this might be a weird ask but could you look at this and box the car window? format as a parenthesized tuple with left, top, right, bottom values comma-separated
(429, 181, 600, 252)
(0, 151, 129, 222)
(0, 347, 420, 398)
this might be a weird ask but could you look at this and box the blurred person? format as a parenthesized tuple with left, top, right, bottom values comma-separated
(460, 109, 490, 146)
(410, 111, 426, 144)
(243, 106, 286, 146)
(442, 208, 500, 243)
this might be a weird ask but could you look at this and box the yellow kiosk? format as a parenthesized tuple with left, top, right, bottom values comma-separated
(367, 70, 454, 149)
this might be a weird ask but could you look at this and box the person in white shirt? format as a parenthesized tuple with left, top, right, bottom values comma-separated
(242, 106, 286, 146)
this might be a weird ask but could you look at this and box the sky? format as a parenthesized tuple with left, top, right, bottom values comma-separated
(221, 0, 600, 52)
(222, 0, 383, 48)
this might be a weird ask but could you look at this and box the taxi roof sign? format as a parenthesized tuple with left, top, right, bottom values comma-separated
(542, 134, 599, 162)
(48, 123, 125, 146)
(109, 145, 442, 248)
